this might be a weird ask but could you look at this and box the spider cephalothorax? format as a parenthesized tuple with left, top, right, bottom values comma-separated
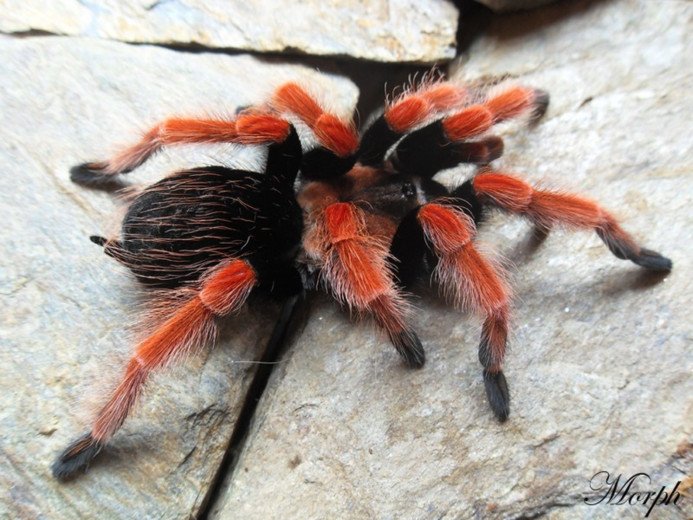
(53, 76, 672, 479)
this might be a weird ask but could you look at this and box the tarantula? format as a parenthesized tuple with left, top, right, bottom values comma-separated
(52, 76, 672, 479)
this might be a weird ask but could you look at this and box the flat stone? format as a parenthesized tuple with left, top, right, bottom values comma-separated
(0, 0, 458, 63)
(213, 0, 692, 517)
(0, 36, 356, 519)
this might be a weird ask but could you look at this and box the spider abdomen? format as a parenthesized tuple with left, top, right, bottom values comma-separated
(105, 166, 303, 289)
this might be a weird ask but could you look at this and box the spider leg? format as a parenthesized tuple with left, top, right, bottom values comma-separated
(393, 126, 504, 178)
(70, 114, 291, 183)
(393, 86, 549, 178)
(72, 82, 356, 185)
(359, 81, 547, 173)
(271, 82, 359, 179)
(358, 81, 469, 166)
(52, 258, 258, 480)
(392, 202, 512, 420)
(307, 201, 424, 367)
(472, 171, 673, 271)
(271, 83, 358, 158)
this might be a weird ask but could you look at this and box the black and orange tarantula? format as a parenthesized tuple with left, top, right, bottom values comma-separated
(53, 76, 672, 479)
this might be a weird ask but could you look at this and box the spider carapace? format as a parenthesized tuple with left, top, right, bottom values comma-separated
(53, 77, 672, 478)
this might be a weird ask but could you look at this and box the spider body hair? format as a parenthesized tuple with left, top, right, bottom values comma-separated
(53, 77, 671, 480)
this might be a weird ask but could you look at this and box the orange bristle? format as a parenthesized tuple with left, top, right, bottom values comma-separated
(235, 114, 291, 144)
(486, 87, 534, 122)
(272, 82, 323, 125)
(385, 96, 430, 133)
(473, 173, 533, 212)
(162, 119, 237, 142)
(442, 105, 494, 142)
(423, 84, 467, 111)
(199, 260, 257, 315)
(418, 204, 472, 253)
(314, 114, 359, 157)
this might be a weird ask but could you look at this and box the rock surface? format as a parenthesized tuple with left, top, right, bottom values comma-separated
(0, 0, 458, 63)
(1, 0, 691, 518)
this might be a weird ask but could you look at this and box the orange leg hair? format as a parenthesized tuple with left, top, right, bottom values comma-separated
(384, 82, 547, 141)
(473, 172, 673, 271)
(441, 85, 548, 143)
(271, 82, 359, 157)
(385, 81, 470, 133)
(52, 258, 257, 479)
(73, 81, 359, 182)
(417, 203, 512, 420)
(307, 202, 424, 366)
(71, 114, 291, 180)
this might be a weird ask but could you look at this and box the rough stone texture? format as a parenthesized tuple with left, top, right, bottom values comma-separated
(475, 0, 561, 13)
(0, 0, 458, 63)
(1, 0, 691, 518)
(214, 0, 692, 518)
(0, 36, 357, 519)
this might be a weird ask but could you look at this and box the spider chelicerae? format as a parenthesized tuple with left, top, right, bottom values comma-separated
(53, 75, 672, 479)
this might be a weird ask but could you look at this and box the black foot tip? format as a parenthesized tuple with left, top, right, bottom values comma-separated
(393, 329, 426, 368)
(634, 249, 672, 272)
(483, 369, 510, 422)
(483, 136, 505, 164)
(69, 162, 111, 184)
(458, 137, 506, 166)
(530, 89, 550, 122)
(89, 235, 107, 247)
(52, 432, 103, 481)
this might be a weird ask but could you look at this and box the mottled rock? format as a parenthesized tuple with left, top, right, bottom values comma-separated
(0, 0, 459, 63)
(0, 36, 356, 519)
(213, 0, 692, 518)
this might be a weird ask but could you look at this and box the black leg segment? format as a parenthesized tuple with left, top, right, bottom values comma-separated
(483, 369, 510, 422)
(392, 121, 504, 178)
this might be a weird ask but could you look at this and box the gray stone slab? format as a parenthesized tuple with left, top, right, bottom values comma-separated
(0, 36, 356, 519)
(0, 0, 459, 63)
(213, 0, 692, 518)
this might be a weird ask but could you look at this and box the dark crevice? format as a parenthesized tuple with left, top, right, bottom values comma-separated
(497, 492, 601, 519)
(511, 499, 583, 519)
(5, 29, 62, 38)
(4, 28, 447, 67)
(196, 292, 311, 519)
(6, 29, 433, 122)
